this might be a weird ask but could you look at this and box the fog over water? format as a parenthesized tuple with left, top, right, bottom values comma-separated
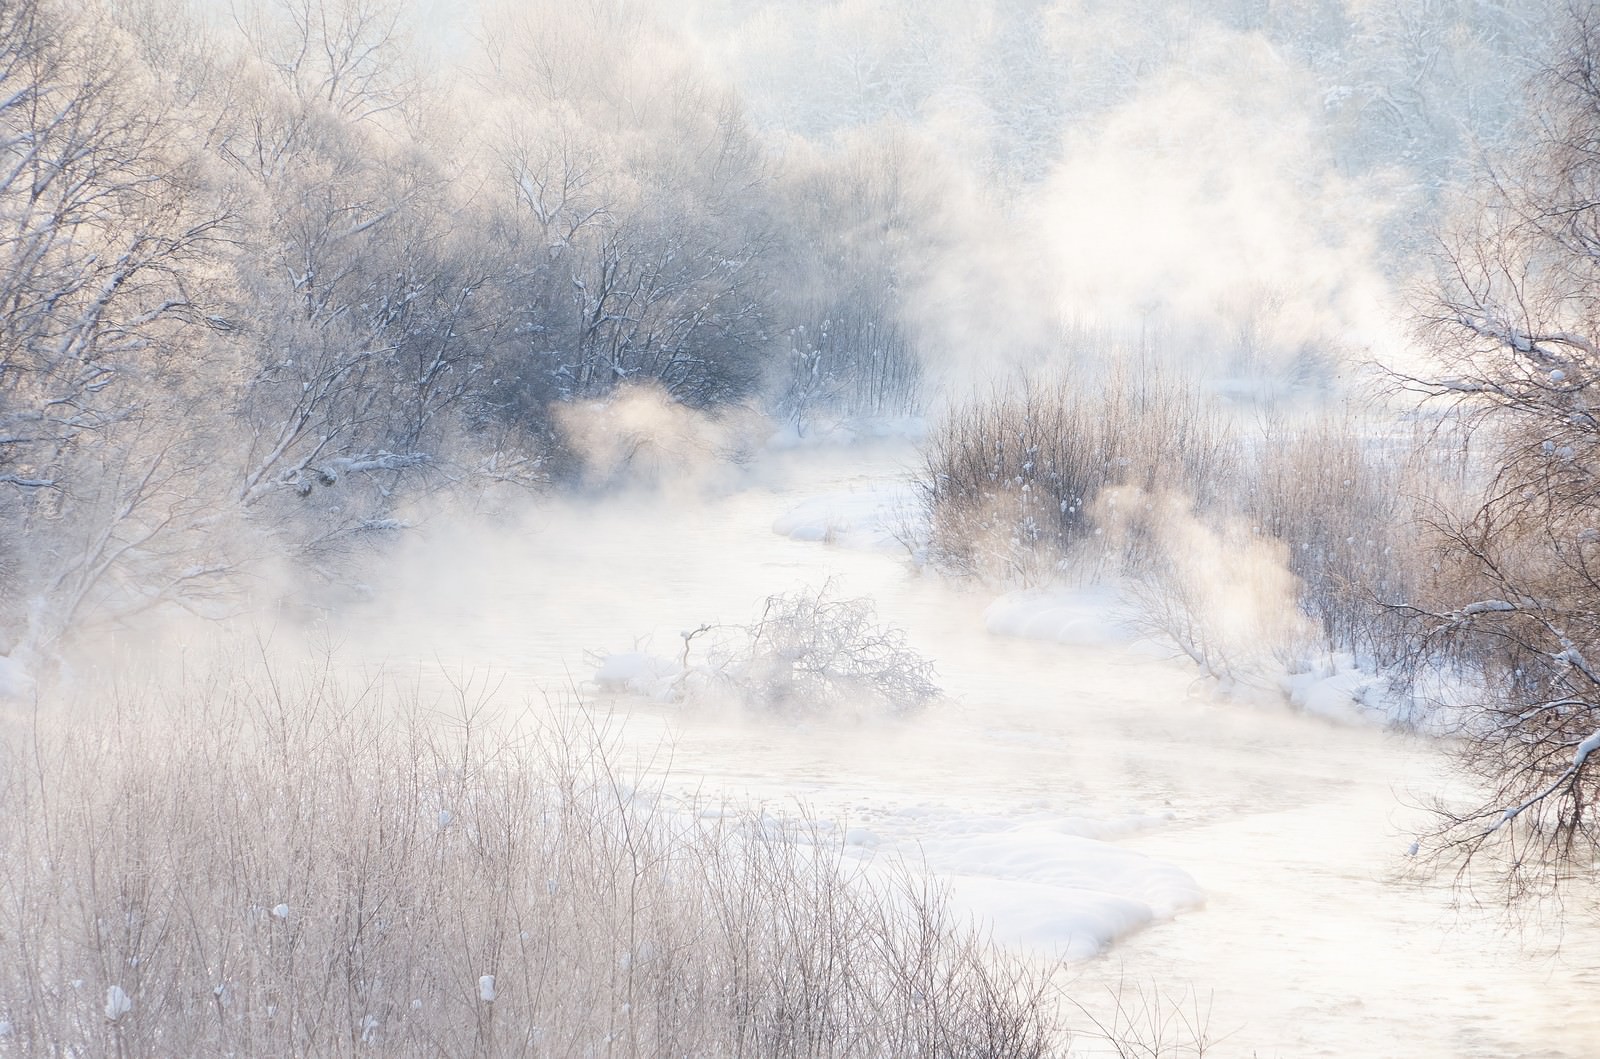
(5, 0, 1599, 1054)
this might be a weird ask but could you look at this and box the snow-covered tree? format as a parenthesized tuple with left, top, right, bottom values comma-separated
(1402, 3, 1600, 904)
(0, 0, 235, 648)
(478, 0, 780, 415)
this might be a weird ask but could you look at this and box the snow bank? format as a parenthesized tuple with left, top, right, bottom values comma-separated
(983, 587, 1453, 732)
(859, 804, 1201, 961)
(679, 797, 1196, 962)
(1278, 660, 1394, 726)
(917, 821, 1200, 958)
(1275, 653, 1465, 732)
(949, 875, 1159, 960)
(772, 483, 924, 555)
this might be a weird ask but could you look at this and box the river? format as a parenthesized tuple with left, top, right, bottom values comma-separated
(346, 438, 1600, 1058)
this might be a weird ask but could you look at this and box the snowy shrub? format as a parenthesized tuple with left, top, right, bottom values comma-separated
(1240, 413, 1465, 670)
(713, 585, 941, 716)
(921, 364, 1473, 694)
(921, 364, 1237, 585)
(0, 657, 1057, 1058)
(591, 587, 940, 715)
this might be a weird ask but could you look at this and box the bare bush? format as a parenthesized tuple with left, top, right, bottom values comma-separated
(1066, 977, 1216, 1059)
(918, 359, 1307, 684)
(0, 658, 1057, 1057)
(921, 362, 1237, 585)
(919, 357, 1479, 696)
(691, 584, 940, 717)
(1240, 411, 1469, 669)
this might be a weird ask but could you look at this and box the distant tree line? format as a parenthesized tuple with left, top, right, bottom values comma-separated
(0, 0, 929, 654)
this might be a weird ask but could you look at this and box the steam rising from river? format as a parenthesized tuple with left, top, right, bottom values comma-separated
(9, 2, 1594, 1055)
(665, 0, 1449, 394)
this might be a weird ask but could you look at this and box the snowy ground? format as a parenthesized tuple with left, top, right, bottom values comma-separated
(342, 439, 1600, 1058)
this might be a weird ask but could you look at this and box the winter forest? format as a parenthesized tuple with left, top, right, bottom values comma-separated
(3, 0, 1600, 1054)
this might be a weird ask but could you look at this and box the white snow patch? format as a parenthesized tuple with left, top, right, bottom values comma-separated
(1280, 663, 1390, 726)
(912, 824, 1202, 959)
(593, 651, 680, 698)
(983, 586, 1141, 648)
(860, 803, 1200, 960)
(1276, 653, 1446, 730)
(772, 483, 924, 555)
(104, 985, 132, 1021)
(949, 875, 1159, 960)
(1574, 729, 1600, 768)
(844, 826, 880, 850)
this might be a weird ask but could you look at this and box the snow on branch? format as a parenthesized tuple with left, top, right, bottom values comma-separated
(317, 451, 430, 480)
(1492, 728, 1600, 833)
(1459, 599, 1519, 615)
(1452, 311, 1598, 362)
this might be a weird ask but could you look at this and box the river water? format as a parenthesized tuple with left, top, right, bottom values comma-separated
(348, 439, 1600, 1058)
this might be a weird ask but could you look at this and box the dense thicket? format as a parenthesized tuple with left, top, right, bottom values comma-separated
(918, 361, 1449, 682)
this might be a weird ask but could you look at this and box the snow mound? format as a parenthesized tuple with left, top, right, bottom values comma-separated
(772, 484, 923, 555)
(1281, 665, 1389, 725)
(915, 824, 1202, 958)
(868, 804, 1200, 961)
(593, 652, 681, 699)
(983, 587, 1141, 648)
(950, 875, 1159, 960)
(1277, 653, 1432, 729)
